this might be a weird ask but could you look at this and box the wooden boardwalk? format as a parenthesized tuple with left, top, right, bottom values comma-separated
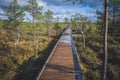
(36, 27, 82, 80)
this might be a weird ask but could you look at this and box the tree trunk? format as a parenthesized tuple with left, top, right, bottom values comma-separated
(80, 27, 85, 50)
(102, 0, 108, 80)
(77, 26, 86, 50)
(111, 0, 116, 36)
(47, 22, 50, 38)
(32, 11, 35, 28)
(80, 24, 86, 49)
(14, 31, 20, 48)
(35, 37, 39, 58)
(32, 1, 35, 28)
(32, 1, 36, 45)
(34, 30, 39, 58)
(75, 26, 77, 42)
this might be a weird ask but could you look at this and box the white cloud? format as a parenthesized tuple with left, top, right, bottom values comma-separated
(42, 3, 97, 21)
(17, 0, 47, 7)
(0, 0, 101, 22)
(38, 0, 47, 7)
(24, 12, 32, 22)
(43, 5, 77, 18)
(18, 0, 28, 6)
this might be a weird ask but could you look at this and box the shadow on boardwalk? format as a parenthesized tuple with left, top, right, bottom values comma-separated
(46, 63, 74, 74)
(13, 37, 58, 80)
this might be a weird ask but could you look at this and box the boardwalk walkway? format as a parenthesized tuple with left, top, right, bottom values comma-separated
(36, 27, 82, 80)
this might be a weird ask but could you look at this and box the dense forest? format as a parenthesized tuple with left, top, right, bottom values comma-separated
(0, 0, 120, 80)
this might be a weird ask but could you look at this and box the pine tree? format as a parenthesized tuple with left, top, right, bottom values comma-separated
(44, 10, 53, 38)
(24, 0, 43, 57)
(64, 17, 69, 24)
(54, 17, 60, 36)
(102, 0, 108, 80)
(96, 10, 104, 34)
(2, 0, 24, 28)
(109, 0, 120, 35)
(2, 0, 24, 48)
(24, 0, 42, 28)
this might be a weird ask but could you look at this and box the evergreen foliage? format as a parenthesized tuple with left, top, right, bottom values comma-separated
(2, 0, 24, 28)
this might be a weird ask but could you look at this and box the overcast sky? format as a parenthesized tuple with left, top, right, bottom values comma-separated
(0, 0, 104, 22)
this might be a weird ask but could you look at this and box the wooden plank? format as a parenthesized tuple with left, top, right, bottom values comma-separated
(36, 27, 76, 80)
